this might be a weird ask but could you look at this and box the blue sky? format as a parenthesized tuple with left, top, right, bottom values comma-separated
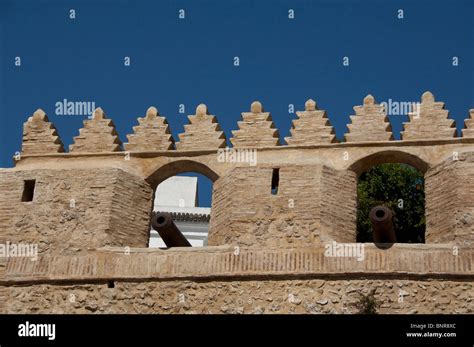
(1, 0, 473, 206)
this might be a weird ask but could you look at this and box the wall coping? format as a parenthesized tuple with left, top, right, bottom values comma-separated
(1, 244, 473, 285)
(14, 137, 474, 161)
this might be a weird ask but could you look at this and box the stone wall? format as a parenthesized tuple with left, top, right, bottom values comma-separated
(0, 167, 152, 255)
(209, 165, 356, 246)
(2, 278, 472, 314)
(426, 152, 474, 246)
(2, 93, 474, 314)
(2, 243, 472, 314)
(320, 166, 357, 242)
(108, 169, 154, 248)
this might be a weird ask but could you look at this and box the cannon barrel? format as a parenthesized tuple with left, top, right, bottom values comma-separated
(151, 212, 192, 247)
(369, 205, 397, 243)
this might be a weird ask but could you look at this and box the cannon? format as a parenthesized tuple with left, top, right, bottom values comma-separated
(369, 205, 397, 243)
(151, 212, 192, 247)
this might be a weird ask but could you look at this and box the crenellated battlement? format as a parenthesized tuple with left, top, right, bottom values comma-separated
(124, 107, 175, 151)
(176, 104, 227, 150)
(21, 109, 65, 155)
(18, 92, 474, 157)
(69, 108, 122, 153)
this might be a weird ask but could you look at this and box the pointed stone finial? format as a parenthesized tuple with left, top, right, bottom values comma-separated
(305, 99, 317, 111)
(70, 107, 122, 152)
(196, 103, 208, 116)
(22, 109, 65, 154)
(230, 102, 279, 147)
(461, 109, 474, 138)
(176, 103, 227, 149)
(93, 107, 105, 120)
(363, 94, 375, 105)
(251, 101, 263, 113)
(32, 108, 47, 121)
(125, 107, 174, 151)
(344, 94, 393, 142)
(401, 91, 455, 140)
(285, 99, 336, 145)
(145, 106, 158, 120)
(421, 91, 435, 103)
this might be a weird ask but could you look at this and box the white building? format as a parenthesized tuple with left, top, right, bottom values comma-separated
(149, 176, 210, 247)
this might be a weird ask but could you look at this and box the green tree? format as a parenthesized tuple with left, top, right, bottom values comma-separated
(357, 163, 425, 243)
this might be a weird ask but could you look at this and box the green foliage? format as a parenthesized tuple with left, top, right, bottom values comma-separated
(353, 289, 380, 314)
(357, 163, 425, 243)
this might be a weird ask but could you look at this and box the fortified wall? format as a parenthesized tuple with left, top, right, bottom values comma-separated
(0, 91, 473, 314)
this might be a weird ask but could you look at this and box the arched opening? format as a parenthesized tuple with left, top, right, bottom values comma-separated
(356, 162, 425, 243)
(146, 160, 219, 189)
(146, 160, 218, 248)
(349, 150, 429, 178)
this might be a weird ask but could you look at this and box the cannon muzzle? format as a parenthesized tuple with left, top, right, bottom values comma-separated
(151, 212, 192, 247)
(369, 205, 397, 243)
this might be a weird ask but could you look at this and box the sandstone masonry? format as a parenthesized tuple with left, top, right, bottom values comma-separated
(1, 91, 473, 314)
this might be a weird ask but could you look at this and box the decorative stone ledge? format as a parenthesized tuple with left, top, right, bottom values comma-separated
(154, 211, 211, 223)
(2, 244, 473, 285)
(16, 136, 474, 161)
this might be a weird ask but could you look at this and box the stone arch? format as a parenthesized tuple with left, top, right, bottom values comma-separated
(145, 159, 220, 190)
(348, 150, 429, 177)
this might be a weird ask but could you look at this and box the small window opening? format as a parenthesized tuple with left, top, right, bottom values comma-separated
(21, 180, 36, 202)
(271, 168, 279, 195)
(107, 281, 115, 288)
